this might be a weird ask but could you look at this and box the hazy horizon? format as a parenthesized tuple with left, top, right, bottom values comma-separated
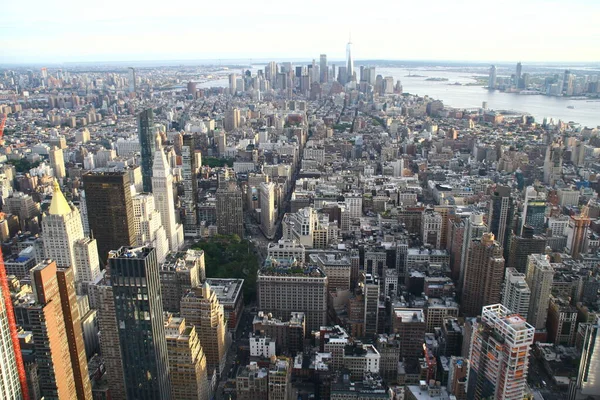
(2, 0, 599, 65)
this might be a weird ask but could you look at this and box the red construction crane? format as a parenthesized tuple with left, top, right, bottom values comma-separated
(0, 114, 30, 399)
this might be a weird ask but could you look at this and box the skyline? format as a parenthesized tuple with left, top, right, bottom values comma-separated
(2, 0, 600, 64)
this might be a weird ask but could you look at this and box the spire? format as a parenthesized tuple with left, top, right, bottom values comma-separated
(48, 180, 71, 216)
(152, 149, 170, 179)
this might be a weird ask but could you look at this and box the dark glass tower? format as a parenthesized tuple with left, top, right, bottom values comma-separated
(138, 108, 155, 192)
(82, 170, 136, 263)
(488, 185, 515, 258)
(109, 246, 171, 399)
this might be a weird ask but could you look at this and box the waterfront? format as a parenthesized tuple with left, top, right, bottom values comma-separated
(201, 66, 600, 128)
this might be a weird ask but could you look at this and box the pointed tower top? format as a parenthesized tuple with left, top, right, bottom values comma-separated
(152, 149, 171, 179)
(48, 180, 71, 216)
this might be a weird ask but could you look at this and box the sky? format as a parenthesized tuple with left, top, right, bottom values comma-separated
(1, 0, 599, 64)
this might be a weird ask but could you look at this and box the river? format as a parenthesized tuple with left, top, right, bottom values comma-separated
(199, 66, 600, 128)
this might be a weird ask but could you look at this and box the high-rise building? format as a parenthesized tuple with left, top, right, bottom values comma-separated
(525, 254, 554, 330)
(392, 308, 426, 358)
(128, 67, 136, 93)
(461, 233, 505, 317)
(138, 108, 155, 192)
(488, 65, 497, 89)
(467, 304, 534, 400)
(164, 316, 210, 400)
(488, 185, 515, 251)
(260, 182, 276, 240)
(180, 284, 228, 376)
(319, 54, 328, 83)
(229, 73, 237, 95)
(346, 39, 354, 83)
(109, 246, 172, 399)
(458, 214, 487, 291)
(363, 273, 380, 338)
(574, 323, 600, 397)
(43, 181, 100, 288)
(88, 279, 126, 399)
(521, 186, 547, 235)
(516, 62, 522, 88)
(182, 134, 199, 237)
(216, 182, 244, 238)
(152, 148, 184, 252)
(501, 268, 530, 319)
(567, 211, 591, 259)
(132, 193, 169, 263)
(543, 144, 563, 186)
(0, 283, 23, 399)
(48, 146, 65, 180)
(82, 170, 136, 263)
(258, 259, 328, 333)
(507, 225, 547, 273)
(160, 249, 204, 313)
(29, 260, 92, 399)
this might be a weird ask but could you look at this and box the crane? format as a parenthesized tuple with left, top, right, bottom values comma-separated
(0, 113, 30, 399)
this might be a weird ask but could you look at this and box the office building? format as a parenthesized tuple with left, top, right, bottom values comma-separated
(319, 54, 328, 83)
(180, 284, 228, 376)
(516, 62, 522, 87)
(109, 246, 172, 399)
(266, 239, 305, 262)
(422, 210, 443, 248)
(0, 286, 23, 399)
(216, 182, 244, 238)
(543, 144, 563, 186)
(152, 148, 184, 252)
(138, 108, 155, 192)
(547, 295, 577, 345)
(488, 65, 497, 89)
(309, 253, 351, 292)
(268, 357, 292, 400)
(567, 211, 591, 259)
(448, 357, 468, 400)
(82, 170, 136, 263)
(521, 186, 547, 235)
(507, 225, 547, 273)
(258, 259, 328, 333)
(182, 134, 199, 236)
(363, 273, 380, 338)
(392, 308, 426, 358)
(252, 311, 305, 355)
(346, 39, 354, 82)
(229, 73, 237, 95)
(461, 233, 505, 317)
(488, 185, 514, 250)
(467, 304, 534, 400)
(128, 67, 136, 93)
(205, 278, 245, 331)
(458, 214, 487, 291)
(260, 182, 276, 239)
(29, 260, 92, 399)
(165, 316, 210, 400)
(160, 249, 204, 313)
(525, 254, 553, 330)
(43, 181, 100, 286)
(48, 146, 65, 180)
(132, 193, 169, 263)
(501, 268, 530, 319)
(575, 323, 600, 397)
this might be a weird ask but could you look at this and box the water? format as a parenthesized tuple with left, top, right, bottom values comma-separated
(378, 67, 600, 128)
(200, 67, 600, 128)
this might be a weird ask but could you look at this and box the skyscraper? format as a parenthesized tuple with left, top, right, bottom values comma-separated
(109, 246, 172, 399)
(182, 134, 199, 236)
(507, 225, 547, 273)
(488, 65, 497, 89)
(346, 39, 354, 83)
(0, 287, 23, 399)
(488, 185, 514, 251)
(48, 146, 65, 180)
(501, 268, 530, 319)
(152, 148, 184, 251)
(43, 180, 101, 289)
(567, 211, 591, 259)
(521, 186, 547, 235)
(319, 54, 328, 83)
(128, 67, 136, 93)
(132, 193, 169, 263)
(525, 254, 553, 330)
(575, 323, 600, 397)
(82, 170, 137, 263)
(229, 73, 237, 95)
(180, 284, 228, 376)
(516, 62, 522, 88)
(29, 260, 92, 399)
(260, 182, 276, 240)
(165, 316, 210, 400)
(460, 233, 505, 317)
(458, 214, 487, 291)
(216, 181, 244, 238)
(543, 144, 563, 186)
(467, 304, 534, 400)
(138, 108, 155, 192)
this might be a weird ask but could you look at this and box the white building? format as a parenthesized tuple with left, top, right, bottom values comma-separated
(132, 193, 169, 263)
(501, 268, 531, 320)
(74, 238, 101, 287)
(260, 182, 276, 240)
(344, 194, 362, 219)
(267, 240, 305, 262)
(0, 295, 22, 399)
(525, 254, 554, 330)
(422, 210, 442, 249)
(43, 181, 100, 286)
(152, 149, 184, 251)
(249, 336, 276, 358)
